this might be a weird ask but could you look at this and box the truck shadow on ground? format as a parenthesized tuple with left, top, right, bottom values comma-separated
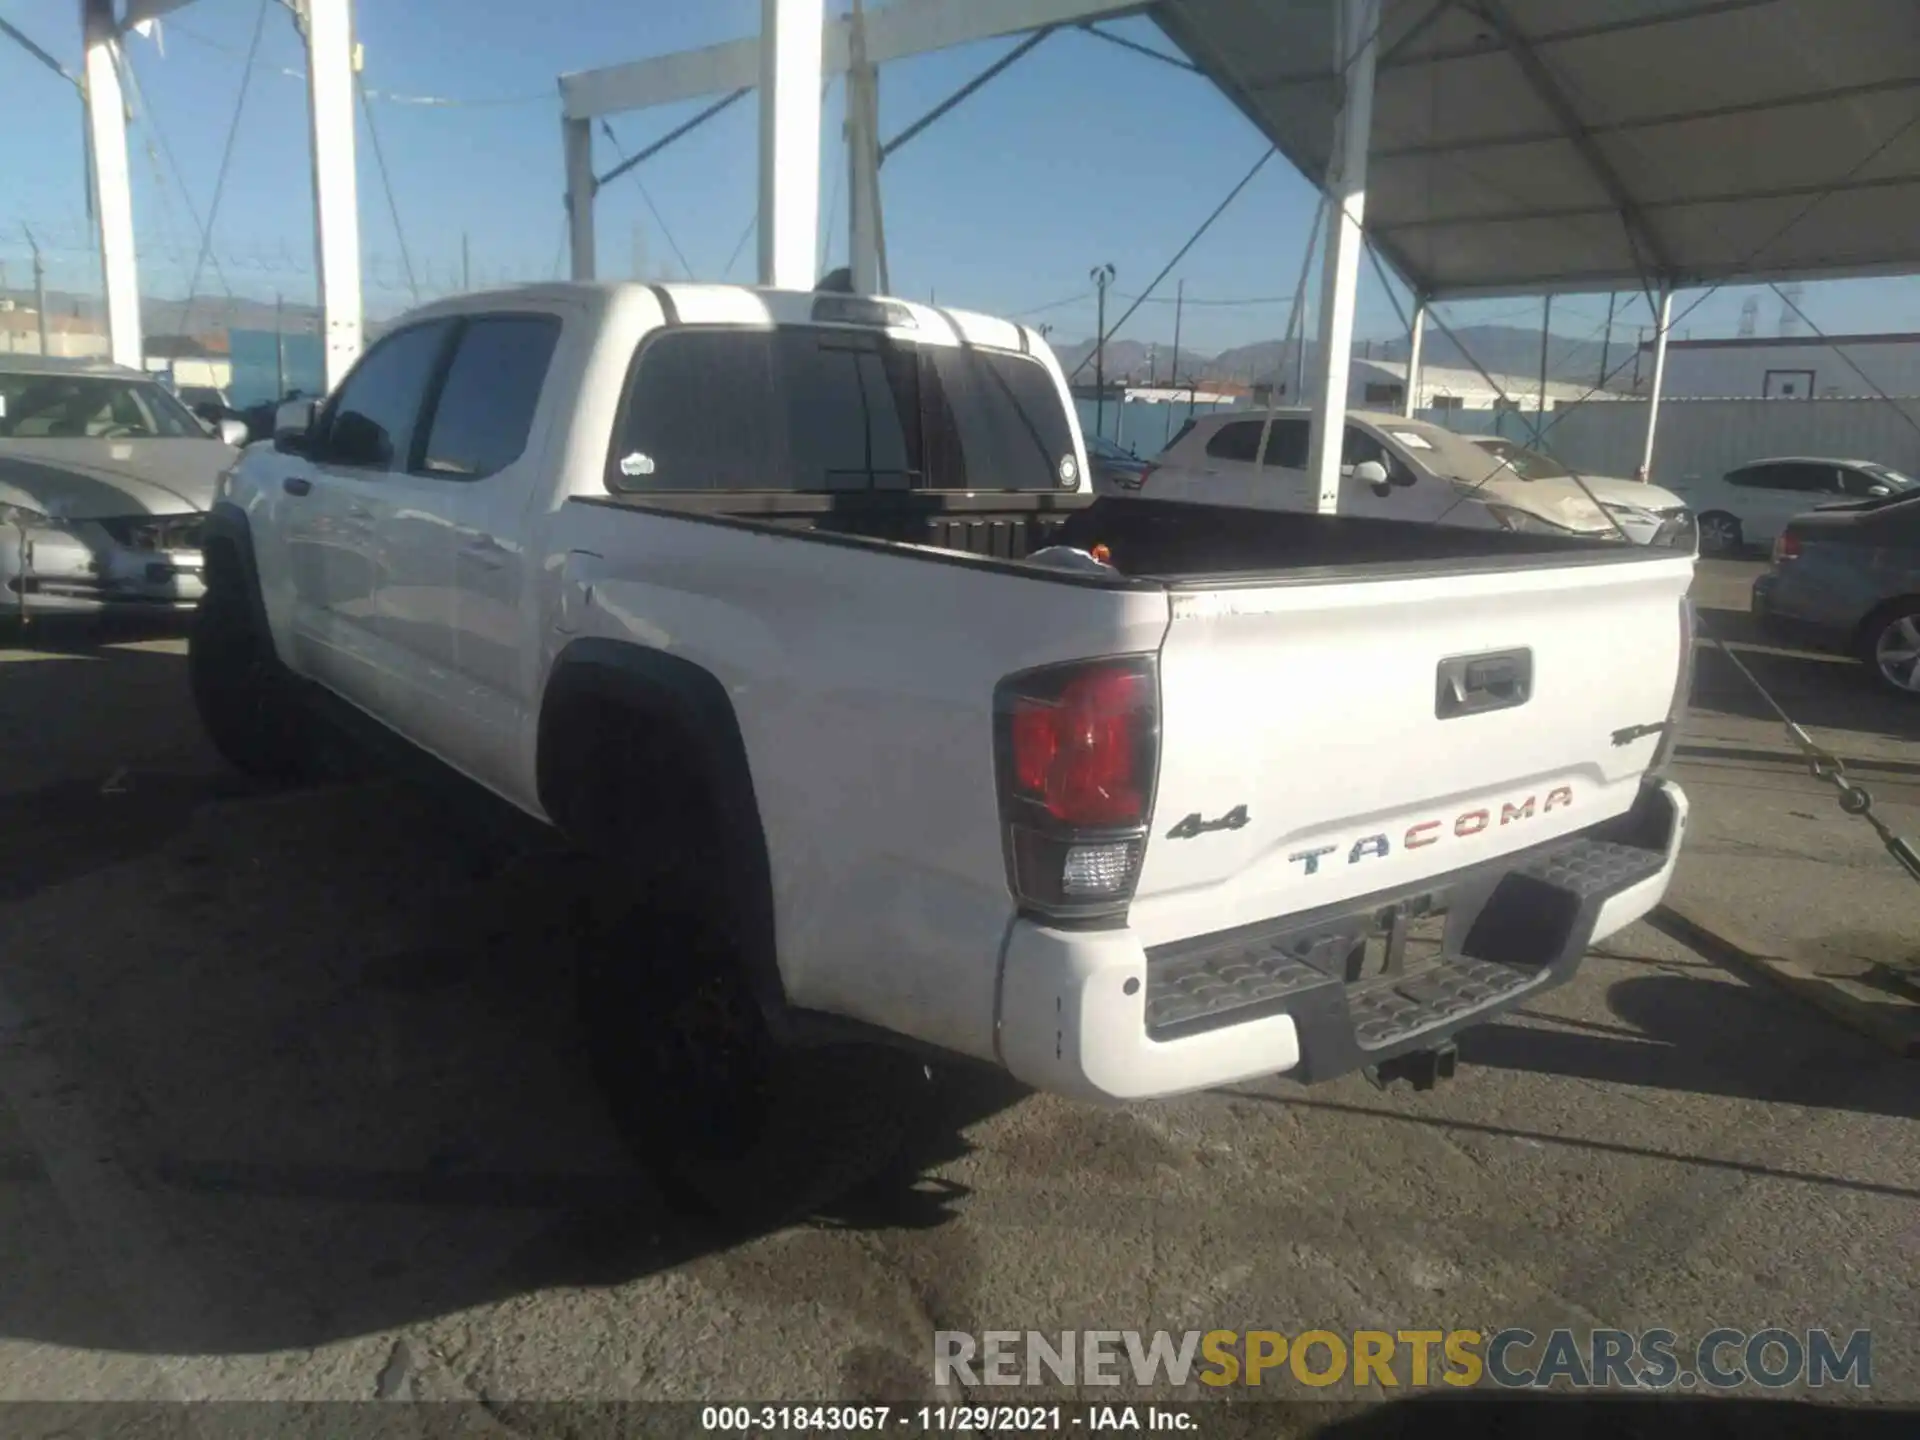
(1689, 606, 1920, 745)
(1453, 967, 1918, 1126)
(0, 640, 1033, 1358)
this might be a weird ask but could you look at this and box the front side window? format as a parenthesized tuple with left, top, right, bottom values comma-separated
(1779, 463, 1838, 492)
(418, 315, 562, 479)
(608, 326, 1075, 494)
(1342, 425, 1418, 485)
(316, 320, 455, 470)
(0, 374, 202, 439)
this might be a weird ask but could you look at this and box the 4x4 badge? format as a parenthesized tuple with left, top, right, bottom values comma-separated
(1166, 804, 1250, 840)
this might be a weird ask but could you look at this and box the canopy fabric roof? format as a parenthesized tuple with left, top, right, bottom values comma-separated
(1151, 0, 1920, 298)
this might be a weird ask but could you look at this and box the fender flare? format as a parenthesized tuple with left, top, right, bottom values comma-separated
(199, 500, 274, 642)
(536, 637, 787, 1027)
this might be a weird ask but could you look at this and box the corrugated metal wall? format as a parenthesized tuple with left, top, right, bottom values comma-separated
(1419, 398, 1920, 484)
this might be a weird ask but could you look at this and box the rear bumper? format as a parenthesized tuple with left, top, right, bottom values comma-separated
(996, 779, 1687, 1102)
(1750, 573, 1852, 654)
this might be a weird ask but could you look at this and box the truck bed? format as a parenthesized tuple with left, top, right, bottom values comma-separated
(584, 490, 1648, 585)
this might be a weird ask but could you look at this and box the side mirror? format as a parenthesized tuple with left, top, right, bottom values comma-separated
(217, 417, 250, 448)
(273, 398, 319, 454)
(1869, 485, 1892, 497)
(327, 410, 392, 467)
(1351, 459, 1390, 496)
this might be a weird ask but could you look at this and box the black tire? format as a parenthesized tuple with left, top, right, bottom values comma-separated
(1697, 511, 1743, 556)
(1860, 599, 1920, 700)
(576, 889, 930, 1232)
(188, 581, 312, 781)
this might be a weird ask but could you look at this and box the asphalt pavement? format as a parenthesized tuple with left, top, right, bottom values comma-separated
(0, 572, 1913, 1417)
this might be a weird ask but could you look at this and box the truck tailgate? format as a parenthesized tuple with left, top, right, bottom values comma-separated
(1129, 554, 1693, 949)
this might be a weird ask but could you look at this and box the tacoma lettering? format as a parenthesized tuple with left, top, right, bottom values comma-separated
(1285, 789, 1575, 876)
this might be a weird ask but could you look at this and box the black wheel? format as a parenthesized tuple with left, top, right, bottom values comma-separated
(188, 581, 312, 781)
(576, 890, 929, 1232)
(1862, 599, 1920, 699)
(1697, 511, 1743, 556)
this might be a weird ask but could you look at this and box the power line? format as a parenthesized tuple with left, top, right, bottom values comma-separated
(723, 211, 757, 281)
(1011, 290, 1092, 317)
(123, 43, 236, 303)
(1068, 145, 1278, 381)
(358, 74, 420, 304)
(598, 121, 694, 279)
(163, 18, 550, 107)
(179, 0, 269, 339)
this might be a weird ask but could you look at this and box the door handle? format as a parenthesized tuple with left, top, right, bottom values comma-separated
(283, 476, 311, 497)
(1436, 648, 1533, 719)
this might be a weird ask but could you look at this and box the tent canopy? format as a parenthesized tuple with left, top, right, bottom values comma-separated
(1153, 0, 1920, 298)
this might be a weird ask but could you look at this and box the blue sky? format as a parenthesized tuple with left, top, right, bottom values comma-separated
(2, 0, 1915, 361)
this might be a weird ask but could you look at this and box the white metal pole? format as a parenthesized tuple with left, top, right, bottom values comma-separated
(303, 0, 363, 393)
(82, 0, 141, 369)
(846, 63, 881, 293)
(1533, 292, 1553, 443)
(1402, 297, 1425, 418)
(1303, 0, 1378, 514)
(563, 117, 597, 281)
(758, 0, 825, 289)
(1639, 287, 1673, 482)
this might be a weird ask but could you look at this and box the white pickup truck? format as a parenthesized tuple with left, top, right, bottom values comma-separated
(191, 282, 1693, 1211)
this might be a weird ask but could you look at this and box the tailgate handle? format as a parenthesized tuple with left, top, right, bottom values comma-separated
(1437, 648, 1532, 719)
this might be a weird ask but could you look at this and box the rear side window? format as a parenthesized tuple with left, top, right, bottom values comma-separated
(1204, 421, 1265, 463)
(1262, 419, 1310, 469)
(418, 315, 562, 479)
(608, 326, 1075, 493)
(611, 330, 778, 491)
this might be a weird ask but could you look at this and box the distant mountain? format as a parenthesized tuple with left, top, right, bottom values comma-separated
(1053, 323, 1634, 392)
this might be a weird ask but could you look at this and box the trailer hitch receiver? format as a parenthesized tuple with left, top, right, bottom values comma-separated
(1366, 1041, 1458, 1093)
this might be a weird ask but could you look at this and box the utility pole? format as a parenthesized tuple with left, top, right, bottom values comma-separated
(1091, 262, 1115, 439)
(463, 232, 472, 291)
(275, 292, 286, 398)
(22, 225, 49, 356)
(1597, 291, 1616, 390)
(1170, 278, 1184, 397)
(1632, 325, 1646, 390)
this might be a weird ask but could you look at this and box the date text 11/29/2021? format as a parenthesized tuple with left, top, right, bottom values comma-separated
(701, 1406, 1193, 1432)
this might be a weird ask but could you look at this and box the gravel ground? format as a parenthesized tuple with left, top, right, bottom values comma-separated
(0, 573, 1914, 1421)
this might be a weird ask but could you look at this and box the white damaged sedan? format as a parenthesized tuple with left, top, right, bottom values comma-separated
(1, 356, 246, 619)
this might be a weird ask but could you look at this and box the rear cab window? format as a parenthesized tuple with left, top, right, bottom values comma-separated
(607, 326, 1078, 494)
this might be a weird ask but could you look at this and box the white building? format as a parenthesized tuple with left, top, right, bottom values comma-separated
(1631, 332, 1920, 399)
(1349, 358, 1607, 414)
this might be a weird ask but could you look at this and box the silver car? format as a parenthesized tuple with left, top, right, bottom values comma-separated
(0, 356, 245, 619)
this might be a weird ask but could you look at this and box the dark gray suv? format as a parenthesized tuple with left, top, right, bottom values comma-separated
(1752, 490, 1920, 697)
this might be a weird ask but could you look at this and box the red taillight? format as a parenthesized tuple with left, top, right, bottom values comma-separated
(1774, 530, 1801, 563)
(996, 657, 1159, 919)
(1121, 463, 1156, 491)
(1009, 667, 1151, 825)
